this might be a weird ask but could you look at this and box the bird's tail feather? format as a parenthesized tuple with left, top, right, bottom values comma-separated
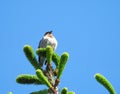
(38, 56, 45, 67)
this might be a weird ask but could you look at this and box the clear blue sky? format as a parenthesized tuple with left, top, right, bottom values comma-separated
(0, 0, 120, 94)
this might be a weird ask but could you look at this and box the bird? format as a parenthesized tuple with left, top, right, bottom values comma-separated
(38, 31, 58, 67)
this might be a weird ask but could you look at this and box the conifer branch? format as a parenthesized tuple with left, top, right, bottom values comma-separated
(23, 45, 40, 70)
(57, 52, 69, 79)
(16, 74, 44, 85)
(95, 73, 116, 94)
(36, 69, 52, 88)
(46, 46, 53, 64)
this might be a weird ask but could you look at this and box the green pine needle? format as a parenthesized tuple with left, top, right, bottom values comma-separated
(36, 69, 52, 88)
(61, 87, 68, 94)
(36, 48, 46, 57)
(52, 52, 60, 68)
(8, 92, 12, 94)
(57, 52, 69, 79)
(95, 73, 116, 94)
(16, 74, 43, 85)
(67, 91, 75, 94)
(30, 89, 48, 94)
(46, 46, 53, 64)
(23, 45, 40, 70)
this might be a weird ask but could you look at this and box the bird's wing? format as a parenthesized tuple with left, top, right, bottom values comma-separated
(52, 37, 58, 50)
(38, 38, 48, 48)
(38, 38, 48, 67)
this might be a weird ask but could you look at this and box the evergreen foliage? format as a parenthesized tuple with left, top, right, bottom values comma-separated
(16, 45, 116, 94)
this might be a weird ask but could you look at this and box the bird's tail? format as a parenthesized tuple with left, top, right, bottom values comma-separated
(38, 56, 45, 67)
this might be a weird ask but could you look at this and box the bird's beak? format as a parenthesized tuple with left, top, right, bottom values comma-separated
(50, 31, 52, 33)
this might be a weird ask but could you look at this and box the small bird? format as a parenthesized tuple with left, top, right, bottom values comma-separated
(38, 31, 58, 67)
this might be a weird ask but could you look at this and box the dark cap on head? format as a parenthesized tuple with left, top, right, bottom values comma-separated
(44, 31, 52, 36)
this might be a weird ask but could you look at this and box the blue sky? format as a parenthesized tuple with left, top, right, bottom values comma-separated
(0, 0, 120, 94)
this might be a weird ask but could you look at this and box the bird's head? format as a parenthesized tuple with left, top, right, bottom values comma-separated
(44, 31, 53, 38)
